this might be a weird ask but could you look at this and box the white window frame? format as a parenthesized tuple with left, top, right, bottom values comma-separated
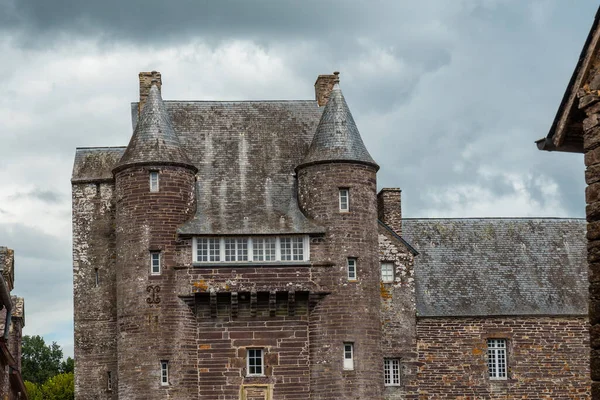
(487, 339, 507, 380)
(247, 348, 264, 376)
(150, 252, 161, 275)
(107, 371, 112, 391)
(160, 360, 169, 386)
(347, 258, 357, 281)
(381, 263, 394, 283)
(384, 358, 401, 386)
(150, 171, 159, 192)
(193, 236, 310, 263)
(339, 188, 349, 212)
(343, 343, 354, 370)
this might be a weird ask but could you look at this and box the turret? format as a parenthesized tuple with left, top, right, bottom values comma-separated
(112, 74, 198, 398)
(297, 73, 384, 399)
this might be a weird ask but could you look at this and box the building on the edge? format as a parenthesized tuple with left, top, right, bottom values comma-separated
(0, 248, 27, 400)
(72, 71, 589, 399)
(536, 6, 600, 399)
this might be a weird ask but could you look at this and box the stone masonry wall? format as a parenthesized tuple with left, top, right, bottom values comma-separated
(72, 182, 118, 400)
(580, 89, 600, 399)
(378, 231, 416, 400)
(114, 165, 197, 399)
(412, 316, 590, 399)
(298, 162, 384, 400)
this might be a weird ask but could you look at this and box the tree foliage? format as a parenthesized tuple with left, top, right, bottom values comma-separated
(22, 335, 63, 385)
(25, 373, 74, 400)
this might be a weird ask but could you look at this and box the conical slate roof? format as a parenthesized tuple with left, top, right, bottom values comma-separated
(298, 82, 378, 170)
(114, 84, 195, 173)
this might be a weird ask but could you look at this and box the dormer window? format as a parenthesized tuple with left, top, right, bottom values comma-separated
(194, 236, 309, 264)
(150, 171, 159, 192)
(339, 188, 349, 212)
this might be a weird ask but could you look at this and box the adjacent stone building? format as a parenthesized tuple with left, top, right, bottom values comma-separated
(72, 71, 590, 399)
(0, 247, 27, 400)
(537, 6, 600, 399)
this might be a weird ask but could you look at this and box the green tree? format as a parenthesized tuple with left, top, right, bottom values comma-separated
(60, 357, 74, 374)
(24, 381, 43, 400)
(22, 335, 63, 384)
(40, 373, 74, 400)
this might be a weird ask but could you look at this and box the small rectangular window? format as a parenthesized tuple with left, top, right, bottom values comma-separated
(94, 268, 99, 287)
(487, 339, 507, 379)
(160, 360, 169, 386)
(384, 358, 400, 386)
(381, 263, 394, 283)
(347, 258, 357, 281)
(343, 343, 354, 370)
(150, 171, 159, 192)
(197, 238, 221, 262)
(107, 371, 112, 391)
(150, 252, 161, 275)
(339, 188, 349, 212)
(247, 349, 264, 376)
(253, 237, 276, 261)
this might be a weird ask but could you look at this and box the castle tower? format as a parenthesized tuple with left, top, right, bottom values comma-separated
(112, 75, 198, 398)
(297, 74, 384, 399)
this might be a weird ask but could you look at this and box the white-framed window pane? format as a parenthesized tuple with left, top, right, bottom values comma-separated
(160, 361, 169, 386)
(150, 252, 160, 275)
(150, 171, 159, 192)
(384, 358, 400, 386)
(225, 238, 249, 261)
(247, 348, 264, 376)
(339, 188, 349, 211)
(291, 237, 304, 261)
(487, 339, 507, 379)
(381, 263, 394, 283)
(347, 258, 357, 280)
(197, 238, 221, 262)
(253, 238, 276, 261)
(281, 238, 292, 261)
(343, 343, 354, 370)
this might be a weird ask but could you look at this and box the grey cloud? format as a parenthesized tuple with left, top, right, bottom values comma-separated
(0, 223, 69, 262)
(9, 189, 63, 204)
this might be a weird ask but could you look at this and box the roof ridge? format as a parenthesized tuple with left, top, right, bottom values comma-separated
(402, 217, 585, 221)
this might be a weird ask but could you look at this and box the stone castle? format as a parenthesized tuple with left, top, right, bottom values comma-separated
(72, 71, 590, 399)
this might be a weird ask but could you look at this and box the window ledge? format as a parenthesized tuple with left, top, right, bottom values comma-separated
(192, 261, 312, 268)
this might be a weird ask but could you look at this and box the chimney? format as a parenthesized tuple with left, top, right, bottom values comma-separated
(314, 71, 339, 107)
(138, 71, 162, 116)
(377, 188, 402, 235)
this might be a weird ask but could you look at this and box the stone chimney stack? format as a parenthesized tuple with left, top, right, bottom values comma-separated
(314, 71, 339, 107)
(138, 71, 162, 116)
(377, 188, 402, 235)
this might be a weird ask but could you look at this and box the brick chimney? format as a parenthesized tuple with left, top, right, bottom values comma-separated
(377, 188, 402, 235)
(139, 71, 162, 116)
(314, 71, 339, 107)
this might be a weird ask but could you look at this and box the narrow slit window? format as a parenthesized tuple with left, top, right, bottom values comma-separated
(150, 252, 161, 275)
(107, 371, 112, 391)
(343, 343, 354, 370)
(149, 171, 159, 192)
(347, 258, 357, 281)
(94, 268, 99, 287)
(160, 360, 169, 386)
(384, 358, 400, 386)
(247, 348, 264, 376)
(487, 339, 507, 379)
(381, 263, 394, 283)
(339, 188, 349, 212)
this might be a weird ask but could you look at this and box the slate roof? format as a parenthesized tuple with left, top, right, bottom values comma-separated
(73, 99, 329, 235)
(114, 85, 195, 173)
(298, 83, 378, 170)
(402, 218, 588, 317)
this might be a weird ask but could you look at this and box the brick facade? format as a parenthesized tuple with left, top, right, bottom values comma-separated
(412, 317, 590, 399)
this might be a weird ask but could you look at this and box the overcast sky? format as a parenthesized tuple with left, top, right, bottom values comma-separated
(0, 0, 596, 358)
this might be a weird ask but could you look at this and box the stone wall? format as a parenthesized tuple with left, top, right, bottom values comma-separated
(412, 316, 590, 399)
(378, 230, 417, 400)
(72, 182, 118, 400)
(298, 162, 383, 400)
